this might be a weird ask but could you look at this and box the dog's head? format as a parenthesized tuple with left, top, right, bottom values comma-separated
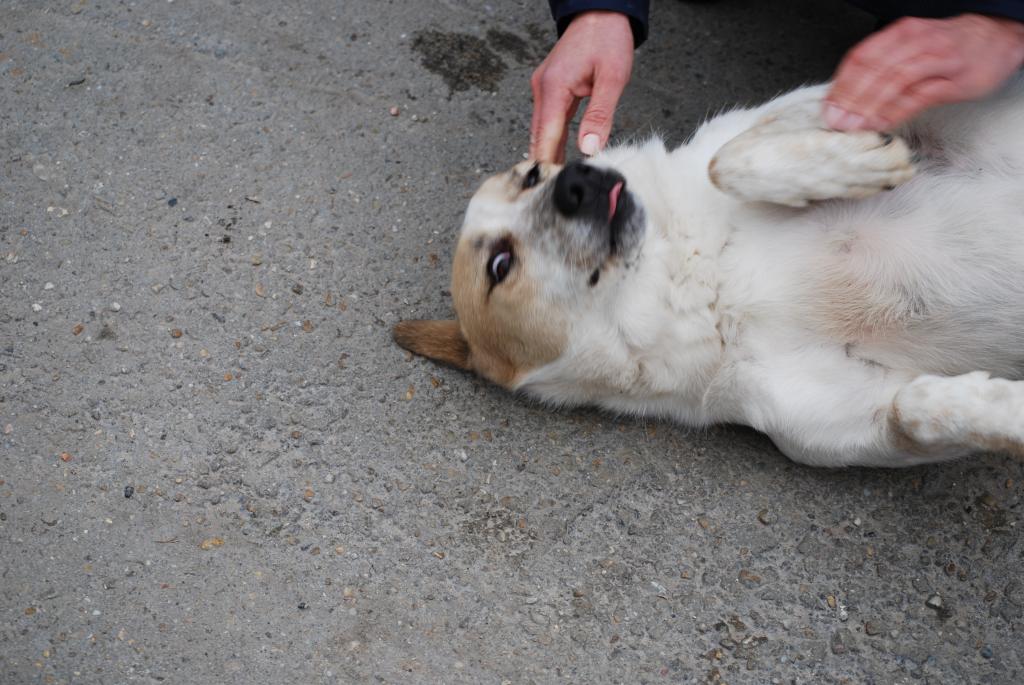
(394, 158, 647, 388)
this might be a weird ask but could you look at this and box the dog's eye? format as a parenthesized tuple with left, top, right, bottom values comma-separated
(522, 163, 541, 190)
(488, 249, 513, 283)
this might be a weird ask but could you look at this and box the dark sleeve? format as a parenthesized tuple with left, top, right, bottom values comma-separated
(848, 0, 1024, 22)
(548, 0, 650, 48)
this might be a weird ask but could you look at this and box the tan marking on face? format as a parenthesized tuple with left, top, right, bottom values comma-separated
(471, 159, 558, 206)
(450, 161, 568, 387)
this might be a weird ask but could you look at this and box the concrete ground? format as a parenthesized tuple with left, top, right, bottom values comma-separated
(1, 0, 1022, 683)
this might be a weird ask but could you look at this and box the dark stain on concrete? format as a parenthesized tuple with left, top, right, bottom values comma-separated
(485, 28, 536, 65)
(412, 30, 507, 95)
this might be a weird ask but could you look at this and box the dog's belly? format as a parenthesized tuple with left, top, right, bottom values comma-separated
(719, 172, 1024, 380)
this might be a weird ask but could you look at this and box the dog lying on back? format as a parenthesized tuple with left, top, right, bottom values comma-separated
(395, 79, 1024, 468)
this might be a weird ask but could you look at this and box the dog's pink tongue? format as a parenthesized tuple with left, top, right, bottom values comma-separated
(609, 181, 623, 219)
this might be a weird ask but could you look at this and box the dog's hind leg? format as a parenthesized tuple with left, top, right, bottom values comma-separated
(730, 353, 1024, 467)
(890, 372, 1024, 460)
(708, 101, 916, 207)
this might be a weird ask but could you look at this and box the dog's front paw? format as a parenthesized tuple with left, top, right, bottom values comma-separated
(710, 129, 915, 207)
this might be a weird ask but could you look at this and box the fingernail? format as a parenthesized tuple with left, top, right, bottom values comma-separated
(824, 104, 867, 131)
(580, 133, 600, 156)
(841, 112, 867, 130)
(823, 103, 846, 129)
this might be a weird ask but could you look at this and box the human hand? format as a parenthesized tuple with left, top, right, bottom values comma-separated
(530, 11, 634, 163)
(824, 13, 1024, 131)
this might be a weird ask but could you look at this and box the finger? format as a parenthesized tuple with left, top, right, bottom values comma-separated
(848, 53, 964, 128)
(530, 71, 579, 162)
(556, 98, 580, 164)
(577, 70, 626, 156)
(874, 77, 962, 129)
(827, 21, 938, 125)
(830, 31, 913, 104)
(868, 54, 962, 119)
(554, 121, 570, 165)
(827, 44, 925, 113)
(531, 94, 573, 163)
(529, 65, 549, 158)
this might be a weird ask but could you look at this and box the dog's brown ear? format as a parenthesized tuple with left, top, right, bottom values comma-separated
(392, 319, 471, 370)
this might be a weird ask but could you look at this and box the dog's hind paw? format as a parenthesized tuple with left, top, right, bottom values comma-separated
(892, 372, 1024, 458)
(710, 128, 916, 207)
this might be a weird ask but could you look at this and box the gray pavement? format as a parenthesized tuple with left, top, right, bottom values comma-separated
(1, 1, 1022, 683)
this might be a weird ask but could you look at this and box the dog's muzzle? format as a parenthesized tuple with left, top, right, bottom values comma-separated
(553, 161, 636, 256)
(553, 161, 626, 222)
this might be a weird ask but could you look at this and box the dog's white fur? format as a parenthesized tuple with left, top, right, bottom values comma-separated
(398, 78, 1024, 467)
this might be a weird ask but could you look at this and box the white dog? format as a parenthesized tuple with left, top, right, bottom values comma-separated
(395, 78, 1024, 467)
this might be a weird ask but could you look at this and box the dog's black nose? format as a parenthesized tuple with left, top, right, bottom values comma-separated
(554, 161, 603, 218)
